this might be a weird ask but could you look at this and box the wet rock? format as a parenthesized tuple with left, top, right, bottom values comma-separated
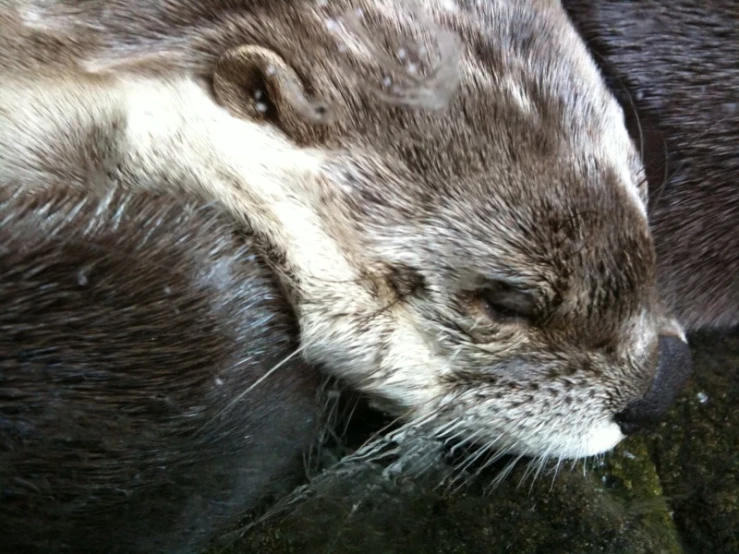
(647, 330, 739, 554)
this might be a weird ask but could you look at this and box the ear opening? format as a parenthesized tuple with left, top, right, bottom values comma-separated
(213, 45, 333, 137)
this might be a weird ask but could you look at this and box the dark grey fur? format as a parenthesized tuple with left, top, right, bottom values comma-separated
(0, 183, 322, 554)
(564, 0, 739, 330)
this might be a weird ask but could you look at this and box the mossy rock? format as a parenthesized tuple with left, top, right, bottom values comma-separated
(213, 439, 681, 554)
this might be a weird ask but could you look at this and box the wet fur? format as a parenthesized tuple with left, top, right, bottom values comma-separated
(0, 0, 689, 460)
(0, 184, 322, 554)
(564, 0, 739, 331)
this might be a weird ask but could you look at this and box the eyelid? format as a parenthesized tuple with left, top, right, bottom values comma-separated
(480, 281, 537, 319)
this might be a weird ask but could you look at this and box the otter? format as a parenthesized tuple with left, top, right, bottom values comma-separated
(0, 0, 695, 550)
(0, 0, 692, 467)
(563, 0, 739, 331)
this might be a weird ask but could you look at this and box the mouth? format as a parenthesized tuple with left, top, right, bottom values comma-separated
(440, 419, 626, 473)
(497, 421, 626, 461)
(476, 416, 627, 461)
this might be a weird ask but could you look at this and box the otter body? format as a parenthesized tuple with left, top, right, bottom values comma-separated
(0, 0, 699, 551)
(0, 184, 322, 554)
(564, 0, 739, 331)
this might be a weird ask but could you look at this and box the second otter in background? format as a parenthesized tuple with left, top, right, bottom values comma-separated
(565, 0, 739, 331)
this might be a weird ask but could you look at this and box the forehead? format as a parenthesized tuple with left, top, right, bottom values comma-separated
(272, 1, 645, 224)
(286, 0, 618, 155)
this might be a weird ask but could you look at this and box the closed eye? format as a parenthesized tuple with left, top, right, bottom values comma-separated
(477, 280, 537, 324)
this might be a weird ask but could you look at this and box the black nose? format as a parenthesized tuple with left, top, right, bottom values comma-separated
(615, 335, 693, 436)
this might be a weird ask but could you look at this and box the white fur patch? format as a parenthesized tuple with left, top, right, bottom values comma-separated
(578, 421, 625, 458)
(121, 78, 352, 284)
(123, 77, 447, 407)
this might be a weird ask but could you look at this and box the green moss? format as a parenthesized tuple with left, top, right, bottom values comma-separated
(594, 438, 682, 554)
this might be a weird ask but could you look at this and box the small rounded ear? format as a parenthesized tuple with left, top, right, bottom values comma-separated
(213, 45, 333, 136)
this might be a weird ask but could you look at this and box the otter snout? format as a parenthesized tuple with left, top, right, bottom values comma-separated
(615, 336, 693, 435)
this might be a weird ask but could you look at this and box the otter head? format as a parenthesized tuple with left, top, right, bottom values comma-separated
(211, 0, 692, 460)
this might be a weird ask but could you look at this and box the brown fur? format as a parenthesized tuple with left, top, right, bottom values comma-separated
(564, 0, 739, 330)
(0, 0, 693, 466)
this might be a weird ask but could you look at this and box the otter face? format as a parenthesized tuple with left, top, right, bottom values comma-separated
(209, 0, 693, 460)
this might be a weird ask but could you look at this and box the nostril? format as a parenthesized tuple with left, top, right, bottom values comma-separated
(614, 412, 642, 436)
(614, 335, 693, 436)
